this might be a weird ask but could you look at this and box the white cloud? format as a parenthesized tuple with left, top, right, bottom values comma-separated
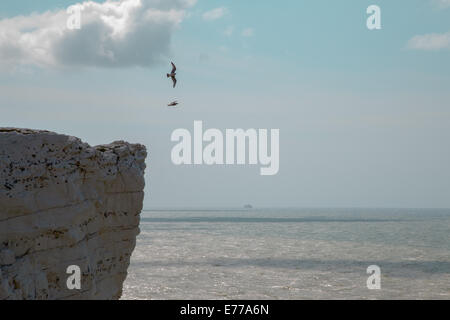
(408, 32, 450, 51)
(0, 0, 196, 68)
(241, 28, 254, 37)
(202, 7, 228, 21)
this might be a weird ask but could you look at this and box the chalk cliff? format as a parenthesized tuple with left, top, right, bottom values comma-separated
(0, 128, 146, 299)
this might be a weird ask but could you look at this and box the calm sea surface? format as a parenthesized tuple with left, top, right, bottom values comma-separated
(122, 208, 450, 299)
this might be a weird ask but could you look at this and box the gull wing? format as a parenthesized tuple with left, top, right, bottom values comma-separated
(171, 62, 176, 73)
(172, 76, 177, 88)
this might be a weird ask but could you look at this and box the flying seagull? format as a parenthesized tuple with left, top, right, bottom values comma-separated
(167, 62, 177, 88)
(167, 101, 179, 107)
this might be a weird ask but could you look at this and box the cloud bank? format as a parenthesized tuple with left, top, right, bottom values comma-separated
(409, 1, 450, 51)
(408, 32, 450, 51)
(0, 0, 196, 68)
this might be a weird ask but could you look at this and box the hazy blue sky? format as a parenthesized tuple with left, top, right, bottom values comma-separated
(1, 0, 449, 208)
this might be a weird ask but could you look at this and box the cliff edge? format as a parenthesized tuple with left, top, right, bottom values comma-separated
(0, 128, 147, 299)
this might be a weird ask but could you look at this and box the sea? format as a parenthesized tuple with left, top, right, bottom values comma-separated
(121, 208, 450, 299)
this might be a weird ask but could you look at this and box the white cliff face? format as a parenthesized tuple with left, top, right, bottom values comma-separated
(0, 128, 147, 300)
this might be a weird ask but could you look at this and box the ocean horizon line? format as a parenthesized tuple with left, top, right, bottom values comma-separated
(142, 206, 450, 212)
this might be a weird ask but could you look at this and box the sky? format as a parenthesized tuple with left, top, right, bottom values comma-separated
(0, 0, 449, 208)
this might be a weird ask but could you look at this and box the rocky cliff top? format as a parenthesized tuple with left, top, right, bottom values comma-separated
(0, 128, 147, 299)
